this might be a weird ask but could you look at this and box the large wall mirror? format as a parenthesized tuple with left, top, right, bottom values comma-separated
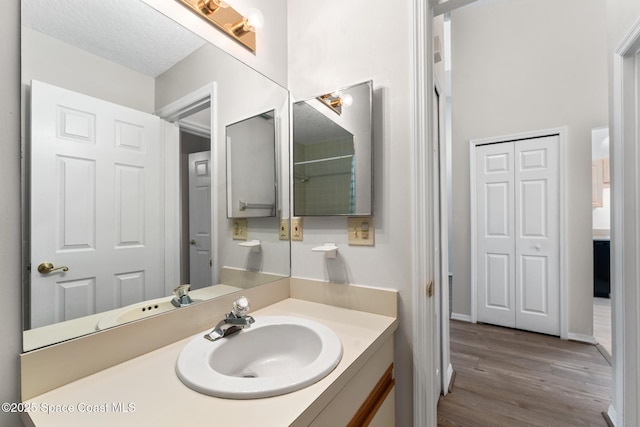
(21, 0, 290, 351)
(293, 81, 373, 216)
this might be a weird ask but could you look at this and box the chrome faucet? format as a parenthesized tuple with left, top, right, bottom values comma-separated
(171, 284, 194, 308)
(204, 296, 255, 342)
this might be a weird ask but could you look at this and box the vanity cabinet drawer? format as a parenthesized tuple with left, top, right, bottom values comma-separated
(309, 336, 395, 427)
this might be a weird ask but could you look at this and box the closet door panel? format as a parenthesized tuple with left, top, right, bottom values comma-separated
(476, 143, 516, 328)
(514, 136, 560, 335)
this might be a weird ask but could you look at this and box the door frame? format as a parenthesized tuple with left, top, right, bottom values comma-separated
(469, 127, 568, 340)
(434, 81, 452, 395)
(156, 83, 218, 295)
(609, 16, 640, 426)
(412, 0, 437, 425)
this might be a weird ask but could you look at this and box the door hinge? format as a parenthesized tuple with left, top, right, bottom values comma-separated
(426, 280, 434, 298)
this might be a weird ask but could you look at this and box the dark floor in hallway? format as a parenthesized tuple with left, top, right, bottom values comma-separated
(438, 321, 612, 426)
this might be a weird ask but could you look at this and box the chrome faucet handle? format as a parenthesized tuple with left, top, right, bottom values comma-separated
(171, 284, 194, 308)
(231, 296, 250, 317)
(173, 284, 191, 297)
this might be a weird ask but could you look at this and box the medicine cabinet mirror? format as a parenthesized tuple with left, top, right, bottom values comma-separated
(226, 110, 277, 218)
(21, 0, 290, 351)
(293, 80, 373, 216)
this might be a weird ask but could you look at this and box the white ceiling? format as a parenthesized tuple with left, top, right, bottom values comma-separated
(22, 0, 206, 77)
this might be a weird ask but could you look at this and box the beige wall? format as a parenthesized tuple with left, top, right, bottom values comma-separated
(450, 0, 608, 336)
(0, 0, 24, 425)
(22, 28, 155, 113)
(607, 0, 640, 54)
(287, 0, 414, 425)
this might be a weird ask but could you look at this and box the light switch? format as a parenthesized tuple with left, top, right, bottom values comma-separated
(348, 217, 374, 246)
(292, 217, 303, 241)
(279, 219, 290, 240)
(232, 218, 247, 240)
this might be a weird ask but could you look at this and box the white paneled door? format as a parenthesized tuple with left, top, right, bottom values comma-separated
(475, 136, 560, 336)
(188, 151, 212, 289)
(30, 80, 164, 328)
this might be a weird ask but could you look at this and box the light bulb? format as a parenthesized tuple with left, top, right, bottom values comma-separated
(246, 9, 264, 30)
(341, 94, 354, 107)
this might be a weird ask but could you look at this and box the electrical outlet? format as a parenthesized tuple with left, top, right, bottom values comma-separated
(279, 219, 290, 240)
(348, 217, 374, 246)
(291, 217, 303, 241)
(232, 218, 247, 240)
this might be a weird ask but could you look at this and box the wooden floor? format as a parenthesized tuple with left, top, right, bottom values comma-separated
(593, 298, 612, 357)
(438, 321, 612, 426)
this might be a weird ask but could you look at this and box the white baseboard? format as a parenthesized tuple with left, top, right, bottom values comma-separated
(606, 404, 617, 426)
(567, 332, 598, 345)
(450, 312, 472, 322)
(445, 363, 454, 393)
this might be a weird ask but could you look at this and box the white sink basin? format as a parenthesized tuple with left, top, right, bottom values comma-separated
(175, 316, 343, 399)
(96, 297, 201, 331)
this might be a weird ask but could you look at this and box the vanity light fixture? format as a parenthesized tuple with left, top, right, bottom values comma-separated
(176, 0, 260, 52)
(317, 92, 354, 115)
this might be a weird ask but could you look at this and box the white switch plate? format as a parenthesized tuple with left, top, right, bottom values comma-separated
(348, 217, 374, 246)
(292, 217, 303, 241)
(232, 218, 247, 240)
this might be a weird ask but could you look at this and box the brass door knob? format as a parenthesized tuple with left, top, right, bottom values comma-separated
(37, 262, 69, 274)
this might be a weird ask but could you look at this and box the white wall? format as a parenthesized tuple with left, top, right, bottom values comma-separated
(287, 1, 414, 425)
(141, 0, 288, 87)
(0, 0, 24, 425)
(450, 0, 609, 337)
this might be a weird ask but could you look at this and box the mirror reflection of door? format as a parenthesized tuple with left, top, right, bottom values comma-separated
(30, 80, 165, 328)
(188, 151, 212, 289)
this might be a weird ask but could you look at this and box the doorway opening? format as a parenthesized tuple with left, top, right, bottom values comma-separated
(177, 108, 212, 290)
(591, 126, 612, 360)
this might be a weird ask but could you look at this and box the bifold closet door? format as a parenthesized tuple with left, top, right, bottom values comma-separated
(476, 142, 516, 329)
(514, 136, 560, 336)
(476, 136, 560, 336)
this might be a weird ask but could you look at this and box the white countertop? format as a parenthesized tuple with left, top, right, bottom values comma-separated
(22, 298, 397, 427)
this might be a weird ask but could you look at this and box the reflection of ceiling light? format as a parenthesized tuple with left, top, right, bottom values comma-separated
(198, 0, 228, 14)
(178, 0, 259, 52)
(317, 92, 354, 115)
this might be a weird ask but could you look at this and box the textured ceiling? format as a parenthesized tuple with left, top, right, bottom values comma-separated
(22, 0, 206, 77)
(293, 102, 353, 145)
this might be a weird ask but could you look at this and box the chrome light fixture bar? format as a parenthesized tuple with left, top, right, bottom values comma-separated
(176, 0, 258, 52)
